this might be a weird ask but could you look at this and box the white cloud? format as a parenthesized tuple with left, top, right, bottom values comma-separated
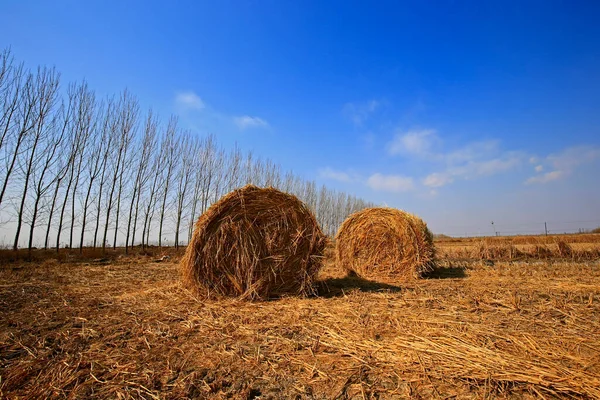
(444, 140, 499, 164)
(468, 156, 522, 176)
(175, 91, 205, 110)
(387, 129, 501, 167)
(343, 100, 380, 126)
(318, 167, 354, 183)
(548, 145, 600, 171)
(233, 115, 269, 130)
(422, 153, 524, 188)
(525, 170, 565, 185)
(525, 145, 600, 185)
(387, 128, 524, 188)
(423, 172, 453, 188)
(367, 173, 414, 192)
(387, 129, 437, 156)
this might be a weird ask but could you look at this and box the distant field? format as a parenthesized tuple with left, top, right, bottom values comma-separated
(435, 233, 600, 261)
(1, 234, 599, 398)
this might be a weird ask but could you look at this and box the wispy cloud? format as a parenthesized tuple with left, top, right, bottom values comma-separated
(387, 129, 438, 156)
(423, 172, 453, 188)
(423, 154, 523, 188)
(233, 115, 269, 130)
(386, 128, 523, 188)
(343, 99, 381, 126)
(318, 167, 356, 183)
(525, 170, 565, 185)
(175, 91, 205, 110)
(548, 145, 600, 171)
(367, 173, 414, 192)
(318, 168, 414, 193)
(525, 145, 600, 185)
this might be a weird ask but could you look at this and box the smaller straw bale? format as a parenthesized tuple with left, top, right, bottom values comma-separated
(181, 185, 326, 300)
(335, 207, 435, 282)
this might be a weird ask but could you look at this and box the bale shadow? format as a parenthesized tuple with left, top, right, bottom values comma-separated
(316, 272, 402, 298)
(423, 264, 467, 279)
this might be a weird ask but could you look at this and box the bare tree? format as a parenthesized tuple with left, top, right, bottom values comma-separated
(111, 92, 138, 249)
(210, 147, 227, 204)
(0, 51, 23, 195)
(173, 133, 194, 248)
(140, 127, 162, 249)
(186, 136, 209, 242)
(68, 83, 96, 249)
(43, 93, 75, 249)
(92, 99, 115, 248)
(78, 100, 109, 251)
(101, 91, 137, 251)
(1, 65, 31, 210)
(55, 84, 89, 251)
(157, 116, 178, 247)
(27, 105, 66, 253)
(199, 134, 218, 214)
(13, 66, 59, 250)
(225, 145, 243, 192)
(125, 110, 157, 253)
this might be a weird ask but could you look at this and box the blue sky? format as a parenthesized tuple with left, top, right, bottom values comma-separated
(2, 0, 600, 235)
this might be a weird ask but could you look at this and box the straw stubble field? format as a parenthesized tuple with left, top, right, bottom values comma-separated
(1, 235, 600, 399)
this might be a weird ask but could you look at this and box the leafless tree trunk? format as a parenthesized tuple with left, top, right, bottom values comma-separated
(13, 66, 59, 250)
(140, 132, 161, 249)
(102, 91, 137, 251)
(125, 110, 157, 253)
(0, 51, 24, 210)
(79, 101, 108, 252)
(111, 93, 138, 250)
(92, 100, 115, 248)
(225, 145, 243, 192)
(173, 133, 194, 248)
(64, 83, 96, 249)
(187, 137, 209, 242)
(1, 66, 31, 210)
(157, 116, 178, 247)
(55, 85, 88, 251)
(27, 108, 66, 253)
(43, 93, 76, 249)
(210, 148, 226, 204)
(199, 134, 217, 214)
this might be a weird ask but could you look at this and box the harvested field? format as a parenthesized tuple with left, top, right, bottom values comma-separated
(436, 233, 600, 261)
(1, 241, 600, 399)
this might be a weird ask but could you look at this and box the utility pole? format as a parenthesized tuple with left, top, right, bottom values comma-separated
(544, 222, 548, 236)
(491, 221, 498, 237)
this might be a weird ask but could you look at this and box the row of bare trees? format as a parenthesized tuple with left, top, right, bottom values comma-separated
(0, 49, 374, 252)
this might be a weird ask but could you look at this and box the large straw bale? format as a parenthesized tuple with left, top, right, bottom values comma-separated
(335, 207, 435, 281)
(181, 185, 326, 300)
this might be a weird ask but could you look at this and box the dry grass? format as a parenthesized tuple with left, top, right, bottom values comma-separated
(181, 185, 326, 300)
(335, 208, 435, 283)
(2, 243, 599, 398)
(436, 233, 600, 246)
(0, 246, 176, 264)
(437, 234, 600, 262)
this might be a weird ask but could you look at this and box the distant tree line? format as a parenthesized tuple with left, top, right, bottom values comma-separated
(0, 49, 374, 252)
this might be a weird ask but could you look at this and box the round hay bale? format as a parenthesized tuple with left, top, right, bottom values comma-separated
(335, 207, 435, 281)
(181, 185, 326, 300)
